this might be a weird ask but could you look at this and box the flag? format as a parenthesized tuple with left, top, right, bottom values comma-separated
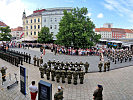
(20, 33, 24, 39)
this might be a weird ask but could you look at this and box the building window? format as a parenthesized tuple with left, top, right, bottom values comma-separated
(55, 18, 57, 22)
(38, 18, 40, 22)
(31, 26, 32, 29)
(34, 19, 36, 23)
(51, 18, 52, 22)
(34, 32, 36, 35)
(26, 32, 28, 35)
(50, 25, 52, 29)
(23, 21, 25, 24)
(44, 19, 46, 22)
(55, 25, 57, 29)
(26, 20, 28, 24)
(31, 19, 32, 23)
(38, 25, 40, 29)
(51, 32, 53, 34)
(26, 26, 28, 29)
(34, 25, 36, 29)
(31, 32, 32, 35)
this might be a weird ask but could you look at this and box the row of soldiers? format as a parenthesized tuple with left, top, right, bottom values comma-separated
(0, 50, 22, 67)
(7, 49, 31, 64)
(106, 50, 132, 64)
(98, 60, 110, 72)
(38, 60, 90, 85)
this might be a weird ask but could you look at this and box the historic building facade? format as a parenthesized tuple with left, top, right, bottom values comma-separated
(22, 9, 45, 39)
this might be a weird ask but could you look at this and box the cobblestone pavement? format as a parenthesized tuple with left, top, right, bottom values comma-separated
(10, 48, 133, 72)
(0, 48, 133, 100)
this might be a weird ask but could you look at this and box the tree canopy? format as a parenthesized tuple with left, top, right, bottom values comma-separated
(56, 7, 101, 48)
(38, 26, 53, 43)
(0, 26, 12, 41)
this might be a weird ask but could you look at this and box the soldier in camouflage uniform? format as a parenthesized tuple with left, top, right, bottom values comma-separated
(25, 53, 28, 63)
(33, 55, 37, 66)
(79, 70, 85, 84)
(54, 86, 63, 100)
(98, 61, 103, 72)
(104, 62, 107, 72)
(40, 56, 43, 65)
(73, 71, 78, 85)
(84, 62, 89, 73)
(39, 64, 44, 78)
(107, 60, 110, 71)
(47, 60, 52, 68)
(61, 70, 65, 83)
(51, 68, 55, 81)
(43, 63, 47, 74)
(0, 66, 7, 81)
(67, 70, 72, 84)
(56, 70, 60, 83)
(28, 54, 31, 64)
(46, 67, 50, 80)
(37, 57, 40, 67)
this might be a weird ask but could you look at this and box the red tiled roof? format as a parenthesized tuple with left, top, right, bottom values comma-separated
(0, 21, 7, 27)
(33, 9, 45, 13)
(11, 27, 23, 31)
(95, 28, 112, 32)
(124, 29, 133, 33)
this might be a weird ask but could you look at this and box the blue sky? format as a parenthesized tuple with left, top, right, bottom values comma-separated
(0, 0, 133, 29)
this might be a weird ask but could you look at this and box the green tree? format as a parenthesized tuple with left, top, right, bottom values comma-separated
(56, 7, 101, 48)
(0, 26, 12, 41)
(38, 26, 53, 43)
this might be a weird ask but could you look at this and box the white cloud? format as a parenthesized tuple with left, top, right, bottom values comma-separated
(86, 13, 91, 17)
(103, 3, 114, 10)
(103, 0, 133, 23)
(0, 0, 32, 28)
(97, 13, 104, 18)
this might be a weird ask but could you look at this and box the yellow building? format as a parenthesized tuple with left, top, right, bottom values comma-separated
(22, 9, 45, 39)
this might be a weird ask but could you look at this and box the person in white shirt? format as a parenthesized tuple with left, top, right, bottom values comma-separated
(29, 81, 38, 100)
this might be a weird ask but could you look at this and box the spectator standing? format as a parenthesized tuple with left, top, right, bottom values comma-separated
(29, 81, 38, 100)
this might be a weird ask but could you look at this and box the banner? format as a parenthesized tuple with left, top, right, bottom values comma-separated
(20, 66, 26, 95)
(38, 80, 52, 100)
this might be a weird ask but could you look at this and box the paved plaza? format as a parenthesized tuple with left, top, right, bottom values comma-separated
(0, 48, 133, 100)
(10, 47, 133, 72)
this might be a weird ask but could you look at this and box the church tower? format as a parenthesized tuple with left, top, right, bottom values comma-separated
(22, 10, 26, 19)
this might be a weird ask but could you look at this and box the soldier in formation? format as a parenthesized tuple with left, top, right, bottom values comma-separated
(38, 60, 88, 85)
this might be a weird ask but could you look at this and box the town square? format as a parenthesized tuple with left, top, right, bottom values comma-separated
(0, 0, 133, 100)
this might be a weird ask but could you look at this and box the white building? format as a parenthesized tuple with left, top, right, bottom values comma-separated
(95, 28, 112, 39)
(125, 29, 133, 38)
(42, 7, 72, 40)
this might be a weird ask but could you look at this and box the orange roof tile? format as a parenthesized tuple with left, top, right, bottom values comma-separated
(11, 27, 23, 31)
